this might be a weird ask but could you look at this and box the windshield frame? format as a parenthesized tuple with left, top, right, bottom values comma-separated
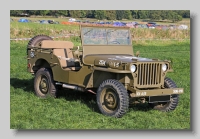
(80, 26, 132, 46)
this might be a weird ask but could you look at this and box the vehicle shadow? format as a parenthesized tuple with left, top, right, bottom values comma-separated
(10, 77, 100, 113)
(10, 78, 35, 93)
(57, 89, 153, 113)
(56, 89, 100, 114)
(129, 103, 153, 112)
(10, 78, 152, 113)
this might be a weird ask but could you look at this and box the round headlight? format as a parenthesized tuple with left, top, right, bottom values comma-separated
(162, 64, 168, 71)
(130, 64, 137, 72)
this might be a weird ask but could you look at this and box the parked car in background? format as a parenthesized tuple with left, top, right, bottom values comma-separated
(155, 25, 162, 30)
(126, 22, 135, 28)
(137, 24, 148, 28)
(40, 20, 49, 24)
(147, 22, 157, 27)
(169, 25, 177, 30)
(69, 18, 76, 22)
(148, 26, 155, 29)
(161, 25, 169, 30)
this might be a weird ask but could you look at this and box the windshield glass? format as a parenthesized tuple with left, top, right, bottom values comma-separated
(82, 27, 131, 45)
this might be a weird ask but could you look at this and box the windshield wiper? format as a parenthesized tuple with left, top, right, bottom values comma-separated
(84, 29, 93, 35)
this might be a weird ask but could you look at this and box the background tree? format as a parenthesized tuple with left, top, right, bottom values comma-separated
(167, 11, 182, 22)
(105, 10, 116, 20)
(131, 10, 139, 19)
(123, 10, 132, 20)
(160, 10, 169, 20)
(94, 10, 106, 20)
(48, 10, 59, 17)
(182, 10, 190, 18)
(36, 10, 49, 16)
(10, 10, 23, 16)
(69, 10, 81, 18)
(86, 10, 95, 18)
(149, 10, 162, 21)
(138, 10, 148, 19)
(10, 10, 189, 20)
(56, 10, 69, 17)
(116, 10, 124, 20)
(80, 10, 86, 18)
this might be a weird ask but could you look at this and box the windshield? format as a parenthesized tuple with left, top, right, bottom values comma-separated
(81, 27, 131, 45)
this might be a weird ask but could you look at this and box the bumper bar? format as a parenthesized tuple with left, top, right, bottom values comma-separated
(134, 88, 184, 97)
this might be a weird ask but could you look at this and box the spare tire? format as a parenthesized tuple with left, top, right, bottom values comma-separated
(28, 35, 53, 47)
(27, 35, 53, 55)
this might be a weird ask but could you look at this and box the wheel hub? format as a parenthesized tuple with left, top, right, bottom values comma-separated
(105, 92, 117, 109)
(39, 76, 48, 94)
(101, 88, 118, 112)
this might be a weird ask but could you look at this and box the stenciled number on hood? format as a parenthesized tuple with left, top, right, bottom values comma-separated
(114, 62, 119, 67)
(99, 60, 106, 66)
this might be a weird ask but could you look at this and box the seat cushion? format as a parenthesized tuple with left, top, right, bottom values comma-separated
(41, 40, 74, 49)
(53, 49, 75, 67)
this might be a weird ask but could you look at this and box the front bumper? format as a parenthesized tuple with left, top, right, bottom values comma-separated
(131, 88, 184, 97)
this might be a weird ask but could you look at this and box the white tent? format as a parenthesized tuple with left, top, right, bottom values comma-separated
(178, 25, 188, 30)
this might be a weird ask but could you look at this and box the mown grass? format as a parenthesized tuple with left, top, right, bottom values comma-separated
(10, 39, 190, 129)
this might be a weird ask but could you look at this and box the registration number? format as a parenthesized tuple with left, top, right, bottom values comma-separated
(173, 89, 183, 94)
(136, 92, 147, 96)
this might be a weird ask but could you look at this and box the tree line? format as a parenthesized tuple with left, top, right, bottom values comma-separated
(10, 10, 190, 22)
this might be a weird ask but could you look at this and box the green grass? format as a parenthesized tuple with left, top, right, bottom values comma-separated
(10, 40, 190, 129)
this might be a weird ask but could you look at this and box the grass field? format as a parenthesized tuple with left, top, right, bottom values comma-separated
(10, 17, 190, 40)
(10, 39, 190, 129)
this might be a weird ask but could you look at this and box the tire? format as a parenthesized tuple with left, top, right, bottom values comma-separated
(96, 79, 129, 118)
(34, 68, 57, 98)
(150, 77, 179, 112)
(28, 35, 53, 47)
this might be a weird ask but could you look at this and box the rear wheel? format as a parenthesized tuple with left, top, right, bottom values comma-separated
(34, 68, 57, 98)
(96, 79, 129, 118)
(150, 77, 179, 112)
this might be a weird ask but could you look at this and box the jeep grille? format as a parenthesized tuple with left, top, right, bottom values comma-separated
(137, 63, 162, 88)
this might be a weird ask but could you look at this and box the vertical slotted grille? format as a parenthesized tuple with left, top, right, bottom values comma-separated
(137, 63, 162, 86)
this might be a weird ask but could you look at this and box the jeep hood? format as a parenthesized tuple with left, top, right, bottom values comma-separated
(84, 54, 160, 65)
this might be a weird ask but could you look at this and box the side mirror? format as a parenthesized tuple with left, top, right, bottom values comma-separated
(136, 51, 140, 57)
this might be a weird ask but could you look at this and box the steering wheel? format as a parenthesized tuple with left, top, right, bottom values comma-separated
(110, 41, 120, 44)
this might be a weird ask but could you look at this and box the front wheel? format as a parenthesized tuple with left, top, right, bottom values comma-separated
(150, 77, 179, 112)
(34, 68, 57, 98)
(96, 79, 129, 118)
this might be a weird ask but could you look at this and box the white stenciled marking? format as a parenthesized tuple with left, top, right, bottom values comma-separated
(173, 89, 183, 93)
(30, 51, 34, 58)
(136, 92, 147, 96)
(99, 60, 106, 66)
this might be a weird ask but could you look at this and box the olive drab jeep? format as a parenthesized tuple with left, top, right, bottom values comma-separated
(27, 24, 184, 118)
